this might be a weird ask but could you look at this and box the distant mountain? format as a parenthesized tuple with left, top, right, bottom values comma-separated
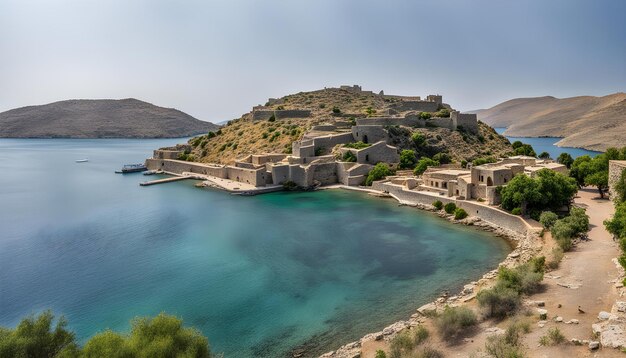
(0, 98, 220, 138)
(476, 93, 626, 151)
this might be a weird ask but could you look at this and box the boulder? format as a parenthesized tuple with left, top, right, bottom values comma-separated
(538, 308, 548, 320)
(589, 341, 600, 350)
(598, 311, 612, 320)
(600, 324, 626, 349)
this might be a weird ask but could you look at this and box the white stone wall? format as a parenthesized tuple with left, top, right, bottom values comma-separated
(609, 161, 626, 202)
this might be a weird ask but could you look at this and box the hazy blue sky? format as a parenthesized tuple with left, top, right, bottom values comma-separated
(1, 0, 624, 122)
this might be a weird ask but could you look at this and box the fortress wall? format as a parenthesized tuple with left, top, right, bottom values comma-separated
(251, 154, 287, 165)
(356, 117, 412, 126)
(271, 164, 290, 185)
(145, 159, 267, 186)
(252, 110, 274, 121)
(427, 118, 454, 130)
(390, 101, 439, 113)
(153, 150, 182, 160)
(311, 124, 338, 131)
(355, 142, 400, 164)
(274, 110, 311, 119)
(609, 160, 626, 202)
(289, 165, 310, 187)
(311, 133, 354, 151)
(310, 162, 339, 185)
(452, 112, 479, 133)
(352, 125, 388, 144)
(378, 183, 530, 235)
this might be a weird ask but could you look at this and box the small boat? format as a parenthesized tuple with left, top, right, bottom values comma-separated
(115, 163, 148, 174)
(75, 159, 89, 163)
(143, 170, 158, 176)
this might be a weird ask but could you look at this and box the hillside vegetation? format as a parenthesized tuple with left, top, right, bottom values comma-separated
(476, 93, 626, 151)
(182, 88, 513, 164)
(0, 98, 219, 138)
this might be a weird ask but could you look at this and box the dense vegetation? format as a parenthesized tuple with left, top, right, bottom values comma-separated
(499, 169, 577, 217)
(366, 163, 394, 186)
(604, 163, 626, 285)
(0, 311, 212, 358)
(570, 147, 626, 198)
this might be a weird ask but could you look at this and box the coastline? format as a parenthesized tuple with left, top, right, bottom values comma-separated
(316, 184, 542, 358)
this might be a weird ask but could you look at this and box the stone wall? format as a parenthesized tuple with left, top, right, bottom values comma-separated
(145, 159, 268, 186)
(348, 141, 400, 165)
(352, 125, 389, 144)
(451, 111, 479, 134)
(251, 154, 287, 165)
(274, 109, 311, 119)
(153, 149, 182, 160)
(378, 182, 530, 235)
(356, 117, 420, 127)
(609, 161, 626, 202)
(390, 101, 438, 113)
(251, 109, 274, 121)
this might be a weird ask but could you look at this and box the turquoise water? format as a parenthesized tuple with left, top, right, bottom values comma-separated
(494, 127, 602, 158)
(0, 139, 511, 357)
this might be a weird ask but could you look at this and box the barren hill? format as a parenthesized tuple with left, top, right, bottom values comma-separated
(0, 98, 219, 138)
(476, 93, 626, 151)
(180, 87, 513, 164)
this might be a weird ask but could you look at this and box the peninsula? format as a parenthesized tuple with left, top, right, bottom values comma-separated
(475, 93, 626, 152)
(0, 98, 220, 138)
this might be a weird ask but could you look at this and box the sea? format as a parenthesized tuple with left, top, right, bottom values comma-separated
(0, 138, 513, 357)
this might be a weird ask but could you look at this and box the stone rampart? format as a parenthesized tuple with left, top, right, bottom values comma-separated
(252, 110, 274, 121)
(378, 183, 530, 235)
(390, 101, 439, 113)
(452, 111, 479, 133)
(274, 109, 311, 119)
(609, 161, 626, 202)
(145, 159, 268, 187)
(352, 125, 388, 144)
(153, 149, 182, 160)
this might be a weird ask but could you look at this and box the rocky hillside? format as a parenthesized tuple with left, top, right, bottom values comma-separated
(0, 98, 219, 138)
(180, 87, 513, 164)
(476, 93, 626, 151)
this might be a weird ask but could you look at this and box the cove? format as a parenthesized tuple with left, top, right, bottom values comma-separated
(494, 127, 602, 159)
(0, 139, 511, 357)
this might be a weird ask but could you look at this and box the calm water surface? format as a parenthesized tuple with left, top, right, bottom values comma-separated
(494, 128, 602, 158)
(0, 139, 511, 357)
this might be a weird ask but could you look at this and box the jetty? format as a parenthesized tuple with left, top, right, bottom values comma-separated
(139, 176, 190, 186)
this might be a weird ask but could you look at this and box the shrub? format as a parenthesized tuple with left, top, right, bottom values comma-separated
(546, 247, 564, 269)
(419, 112, 432, 120)
(415, 347, 443, 358)
(539, 211, 558, 229)
(319, 103, 326, 109)
(342, 151, 357, 162)
(511, 207, 522, 215)
(332, 106, 341, 114)
(432, 152, 451, 164)
(366, 163, 394, 186)
(557, 152, 574, 169)
(207, 131, 216, 139)
(444, 202, 457, 214)
(389, 330, 414, 358)
(434, 108, 450, 118)
(435, 306, 477, 340)
(414, 158, 439, 176)
(399, 150, 417, 169)
(343, 141, 370, 149)
(498, 259, 545, 295)
(413, 326, 429, 345)
(283, 181, 298, 191)
(433, 200, 443, 210)
(477, 284, 521, 318)
(551, 207, 589, 251)
(268, 114, 276, 122)
(454, 208, 468, 220)
(411, 132, 426, 147)
(539, 327, 565, 346)
(215, 129, 222, 135)
(538, 151, 551, 159)
(484, 320, 527, 357)
(375, 350, 387, 358)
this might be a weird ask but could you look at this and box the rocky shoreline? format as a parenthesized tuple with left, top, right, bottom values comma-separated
(316, 187, 542, 358)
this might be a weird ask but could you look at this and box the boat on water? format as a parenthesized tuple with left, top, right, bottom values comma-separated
(115, 163, 148, 174)
(142, 170, 159, 175)
(75, 159, 89, 163)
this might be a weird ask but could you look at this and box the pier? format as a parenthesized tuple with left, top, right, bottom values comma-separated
(139, 176, 191, 186)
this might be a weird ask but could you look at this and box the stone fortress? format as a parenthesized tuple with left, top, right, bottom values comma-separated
(146, 85, 564, 203)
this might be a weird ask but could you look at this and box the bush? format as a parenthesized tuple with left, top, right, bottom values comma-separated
(389, 330, 414, 358)
(366, 163, 394, 186)
(498, 258, 545, 295)
(414, 158, 439, 176)
(375, 350, 386, 358)
(342, 151, 357, 162)
(434, 108, 450, 118)
(477, 284, 521, 318)
(432, 152, 451, 164)
(511, 207, 522, 215)
(546, 247, 564, 269)
(415, 347, 443, 358)
(538, 151, 551, 159)
(433, 200, 443, 210)
(207, 131, 216, 138)
(399, 150, 417, 169)
(551, 207, 589, 251)
(412, 132, 426, 147)
(454, 208, 468, 220)
(268, 114, 276, 122)
(539, 211, 558, 228)
(484, 320, 527, 357)
(332, 106, 341, 114)
(413, 326, 429, 345)
(343, 141, 370, 149)
(435, 306, 477, 340)
(444, 202, 457, 214)
(539, 327, 565, 346)
(419, 112, 432, 120)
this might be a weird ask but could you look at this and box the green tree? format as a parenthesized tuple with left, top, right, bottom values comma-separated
(413, 157, 439, 175)
(432, 152, 451, 164)
(556, 153, 574, 169)
(513, 143, 536, 157)
(500, 170, 577, 215)
(499, 174, 541, 215)
(614, 169, 626, 204)
(539, 211, 558, 229)
(398, 150, 417, 169)
(605, 202, 626, 240)
(82, 331, 133, 358)
(411, 132, 426, 147)
(0, 310, 79, 358)
(569, 155, 592, 187)
(538, 152, 551, 159)
(366, 163, 394, 186)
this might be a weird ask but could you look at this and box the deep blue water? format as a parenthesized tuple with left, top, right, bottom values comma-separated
(0, 139, 511, 357)
(494, 127, 602, 158)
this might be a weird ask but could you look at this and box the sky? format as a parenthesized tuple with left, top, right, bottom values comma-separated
(1, 0, 624, 123)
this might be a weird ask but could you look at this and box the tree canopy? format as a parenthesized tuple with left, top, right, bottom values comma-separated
(556, 152, 574, 169)
(0, 312, 212, 358)
(413, 157, 439, 176)
(500, 169, 577, 215)
(570, 147, 626, 198)
(398, 150, 417, 169)
(366, 163, 394, 186)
